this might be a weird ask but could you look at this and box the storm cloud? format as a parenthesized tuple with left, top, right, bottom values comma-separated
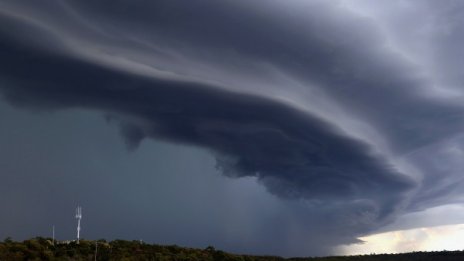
(1, 0, 464, 256)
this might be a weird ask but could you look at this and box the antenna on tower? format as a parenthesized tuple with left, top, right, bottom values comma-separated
(75, 206, 82, 244)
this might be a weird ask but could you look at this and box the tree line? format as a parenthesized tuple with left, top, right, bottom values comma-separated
(1, 237, 464, 261)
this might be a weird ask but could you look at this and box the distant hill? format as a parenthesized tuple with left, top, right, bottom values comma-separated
(1, 237, 464, 261)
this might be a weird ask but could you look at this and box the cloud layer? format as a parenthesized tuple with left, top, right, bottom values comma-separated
(1, 0, 464, 256)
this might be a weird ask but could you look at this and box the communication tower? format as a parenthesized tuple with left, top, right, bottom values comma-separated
(75, 206, 82, 244)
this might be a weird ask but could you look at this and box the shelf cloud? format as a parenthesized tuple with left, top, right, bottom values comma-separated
(1, 0, 464, 256)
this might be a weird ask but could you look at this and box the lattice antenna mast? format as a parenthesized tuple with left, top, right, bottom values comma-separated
(75, 206, 82, 244)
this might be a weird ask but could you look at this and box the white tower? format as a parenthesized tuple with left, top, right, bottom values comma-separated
(75, 206, 82, 244)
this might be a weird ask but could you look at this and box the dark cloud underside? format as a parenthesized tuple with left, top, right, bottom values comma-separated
(1, 0, 464, 256)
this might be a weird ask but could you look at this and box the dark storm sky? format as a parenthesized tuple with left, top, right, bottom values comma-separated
(1, 0, 464, 257)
